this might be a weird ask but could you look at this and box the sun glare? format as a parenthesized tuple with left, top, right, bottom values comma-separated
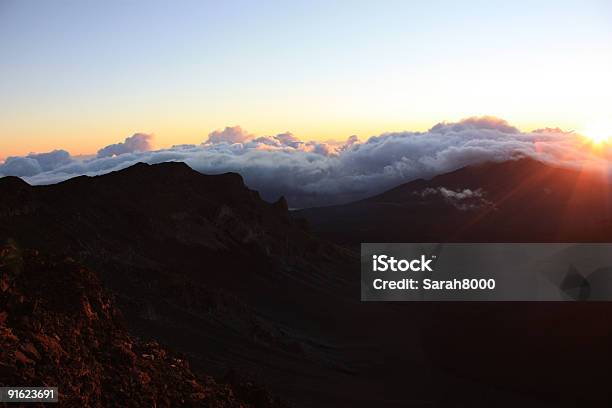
(581, 121, 612, 145)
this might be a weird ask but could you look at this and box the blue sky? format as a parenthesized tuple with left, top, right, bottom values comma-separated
(1, 0, 611, 157)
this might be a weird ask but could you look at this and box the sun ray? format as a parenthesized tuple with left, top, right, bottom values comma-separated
(580, 121, 612, 147)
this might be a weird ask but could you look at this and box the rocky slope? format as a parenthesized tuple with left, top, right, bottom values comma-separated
(0, 162, 367, 407)
(0, 242, 287, 407)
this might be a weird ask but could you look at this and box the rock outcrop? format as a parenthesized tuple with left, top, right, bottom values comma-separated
(0, 242, 288, 407)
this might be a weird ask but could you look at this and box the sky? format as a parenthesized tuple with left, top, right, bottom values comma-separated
(1, 0, 611, 160)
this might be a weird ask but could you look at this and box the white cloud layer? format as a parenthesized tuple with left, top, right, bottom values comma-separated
(97, 133, 153, 158)
(1, 117, 610, 208)
(415, 187, 493, 211)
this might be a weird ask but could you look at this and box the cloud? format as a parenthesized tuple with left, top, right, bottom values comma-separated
(0, 150, 71, 177)
(206, 126, 252, 144)
(1, 117, 610, 208)
(97, 133, 153, 158)
(273, 132, 302, 149)
(429, 116, 519, 134)
(415, 187, 493, 211)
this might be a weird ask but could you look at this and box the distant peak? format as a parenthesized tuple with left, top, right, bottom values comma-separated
(92, 161, 250, 192)
(273, 196, 289, 212)
(115, 161, 194, 176)
(210, 172, 245, 188)
(150, 161, 191, 170)
(470, 156, 550, 171)
(0, 176, 31, 190)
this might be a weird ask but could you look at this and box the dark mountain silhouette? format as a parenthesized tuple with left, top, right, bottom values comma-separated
(0, 162, 363, 406)
(295, 158, 612, 244)
(1, 160, 612, 407)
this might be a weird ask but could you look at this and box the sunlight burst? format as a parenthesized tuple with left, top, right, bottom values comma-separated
(581, 121, 612, 145)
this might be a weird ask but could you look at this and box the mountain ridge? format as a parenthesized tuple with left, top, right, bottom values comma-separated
(295, 157, 612, 244)
(3, 159, 612, 406)
(1, 162, 378, 407)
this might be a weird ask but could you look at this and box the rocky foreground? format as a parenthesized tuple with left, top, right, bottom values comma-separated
(0, 242, 288, 407)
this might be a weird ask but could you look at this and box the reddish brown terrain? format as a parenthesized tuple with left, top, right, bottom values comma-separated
(1, 159, 612, 407)
(0, 243, 287, 407)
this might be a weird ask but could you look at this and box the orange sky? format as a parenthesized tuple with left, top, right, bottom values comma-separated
(1, 1, 611, 161)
